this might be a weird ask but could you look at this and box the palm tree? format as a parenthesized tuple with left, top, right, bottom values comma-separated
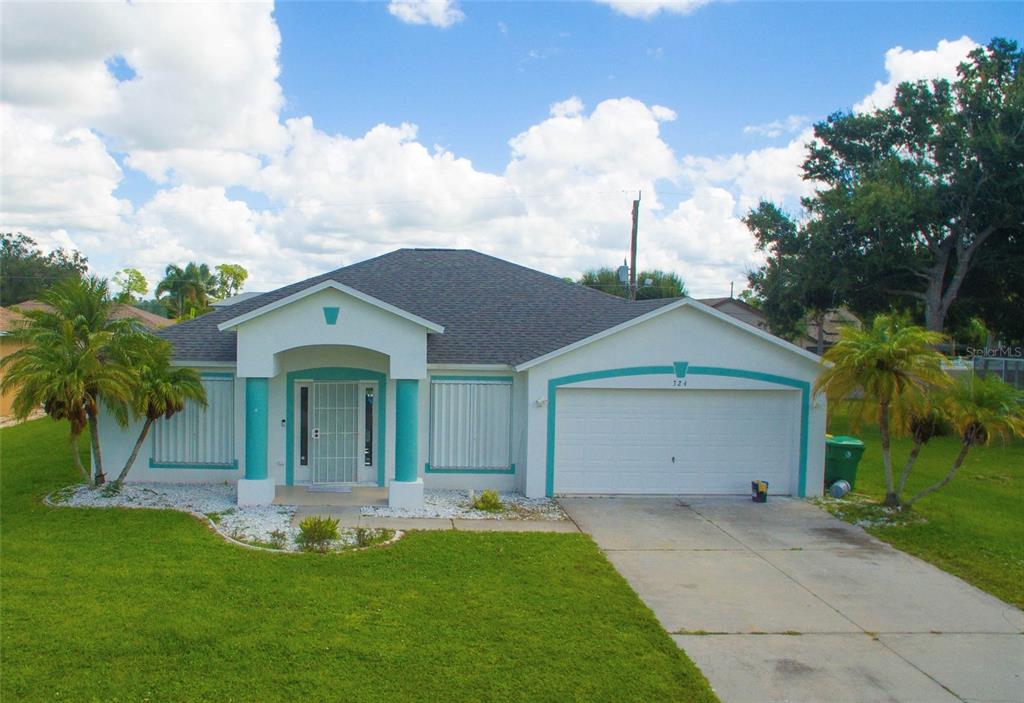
(814, 314, 950, 507)
(902, 375, 1024, 509)
(111, 337, 206, 489)
(155, 263, 218, 318)
(1, 277, 137, 485)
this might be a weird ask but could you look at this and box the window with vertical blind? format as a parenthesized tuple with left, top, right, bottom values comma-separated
(151, 377, 236, 468)
(429, 378, 512, 470)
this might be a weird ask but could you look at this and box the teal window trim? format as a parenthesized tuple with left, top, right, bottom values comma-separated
(285, 367, 387, 487)
(424, 462, 516, 475)
(545, 364, 811, 498)
(428, 375, 514, 473)
(149, 459, 239, 470)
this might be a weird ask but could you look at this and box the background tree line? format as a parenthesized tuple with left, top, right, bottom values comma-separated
(1, 233, 248, 320)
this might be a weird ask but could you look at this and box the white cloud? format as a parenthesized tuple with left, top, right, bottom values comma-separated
(743, 114, 809, 138)
(855, 36, 979, 112)
(0, 10, 986, 301)
(596, 0, 712, 19)
(387, 1, 465, 28)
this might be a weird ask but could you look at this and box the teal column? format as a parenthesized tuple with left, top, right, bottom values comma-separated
(245, 377, 269, 481)
(394, 379, 419, 483)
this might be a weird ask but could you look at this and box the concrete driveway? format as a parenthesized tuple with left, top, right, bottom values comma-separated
(560, 497, 1023, 703)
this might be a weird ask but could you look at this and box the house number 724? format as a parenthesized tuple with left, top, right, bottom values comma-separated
(672, 379, 686, 387)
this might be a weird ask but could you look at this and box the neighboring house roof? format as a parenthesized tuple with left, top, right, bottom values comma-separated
(159, 248, 676, 366)
(210, 291, 264, 308)
(12, 300, 174, 330)
(0, 306, 27, 335)
(698, 297, 769, 331)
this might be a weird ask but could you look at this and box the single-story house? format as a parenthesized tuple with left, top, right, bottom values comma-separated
(98, 249, 826, 507)
(698, 296, 770, 332)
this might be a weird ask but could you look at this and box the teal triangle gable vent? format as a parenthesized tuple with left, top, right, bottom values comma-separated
(323, 307, 340, 325)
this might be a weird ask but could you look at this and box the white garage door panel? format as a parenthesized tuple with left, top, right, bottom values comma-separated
(554, 389, 798, 495)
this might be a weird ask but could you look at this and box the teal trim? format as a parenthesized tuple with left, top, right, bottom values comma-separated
(673, 361, 689, 378)
(149, 460, 238, 470)
(322, 306, 340, 325)
(424, 463, 516, 475)
(244, 378, 269, 481)
(430, 375, 514, 383)
(394, 379, 419, 483)
(285, 367, 387, 487)
(545, 363, 812, 498)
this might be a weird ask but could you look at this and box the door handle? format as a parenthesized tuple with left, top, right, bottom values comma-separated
(312, 428, 321, 439)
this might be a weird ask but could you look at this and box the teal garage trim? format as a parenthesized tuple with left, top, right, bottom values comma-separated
(322, 306, 340, 325)
(545, 364, 811, 498)
(285, 367, 387, 487)
(394, 379, 419, 483)
(244, 377, 269, 481)
(424, 463, 516, 475)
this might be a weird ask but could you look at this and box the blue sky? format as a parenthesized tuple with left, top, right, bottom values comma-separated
(1, 1, 1019, 296)
(275, 2, 1019, 172)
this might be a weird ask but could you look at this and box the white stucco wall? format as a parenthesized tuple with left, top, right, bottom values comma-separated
(520, 303, 827, 499)
(232, 287, 431, 380)
(96, 365, 244, 484)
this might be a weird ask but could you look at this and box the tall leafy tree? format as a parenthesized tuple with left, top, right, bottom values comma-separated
(578, 267, 687, 299)
(0, 233, 88, 306)
(155, 262, 218, 318)
(112, 268, 148, 304)
(799, 38, 1023, 332)
(214, 263, 249, 300)
(814, 314, 950, 507)
(0, 277, 137, 485)
(111, 338, 206, 489)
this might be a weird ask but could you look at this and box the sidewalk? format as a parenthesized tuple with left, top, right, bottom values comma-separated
(292, 506, 579, 533)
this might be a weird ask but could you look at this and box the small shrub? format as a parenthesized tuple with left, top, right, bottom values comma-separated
(100, 482, 123, 498)
(268, 529, 288, 550)
(296, 515, 340, 553)
(472, 489, 503, 513)
(353, 527, 394, 549)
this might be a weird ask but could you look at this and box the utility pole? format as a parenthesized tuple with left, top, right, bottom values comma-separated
(629, 191, 641, 301)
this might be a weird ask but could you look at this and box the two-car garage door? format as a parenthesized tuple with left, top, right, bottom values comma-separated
(553, 388, 800, 495)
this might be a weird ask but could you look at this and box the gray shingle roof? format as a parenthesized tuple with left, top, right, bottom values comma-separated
(158, 249, 676, 366)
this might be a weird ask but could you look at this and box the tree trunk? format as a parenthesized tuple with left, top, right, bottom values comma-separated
(114, 417, 154, 487)
(894, 439, 925, 502)
(923, 261, 948, 333)
(87, 411, 105, 486)
(815, 312, 826, 356)
(904, 441, 971, 509)
(879, 401, 899, 507)
(69, 432, 89, 484)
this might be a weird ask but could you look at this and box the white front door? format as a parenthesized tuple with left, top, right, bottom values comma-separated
(295, 380, 377, 484)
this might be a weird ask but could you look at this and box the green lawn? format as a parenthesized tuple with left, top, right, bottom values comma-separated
(827, 411, 1024, 609)
(0, 419, 716, 702)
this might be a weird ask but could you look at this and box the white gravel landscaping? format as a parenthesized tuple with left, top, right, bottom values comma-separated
(360, 489, 568, 521)
(52, 482, 394, 552)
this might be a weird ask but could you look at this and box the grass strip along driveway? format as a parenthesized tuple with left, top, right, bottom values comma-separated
(827, 413, 1024, 609)
(0, 419, 716, 702)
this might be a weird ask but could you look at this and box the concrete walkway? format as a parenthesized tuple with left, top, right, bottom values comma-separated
(291, 506, 578, 533)
(561, 496, 1023, 703)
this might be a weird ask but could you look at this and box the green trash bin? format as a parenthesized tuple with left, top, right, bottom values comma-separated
(825, 435, 866, 490)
